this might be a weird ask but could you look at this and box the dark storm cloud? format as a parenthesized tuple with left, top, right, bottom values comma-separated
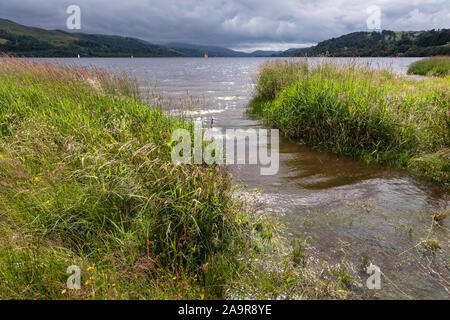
(0, 0, 448, 51)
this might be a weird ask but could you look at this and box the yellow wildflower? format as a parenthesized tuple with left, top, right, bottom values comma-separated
(200, 294, 204, 300)
(61, 289, 67, 294)
(111, 283, 116, 287)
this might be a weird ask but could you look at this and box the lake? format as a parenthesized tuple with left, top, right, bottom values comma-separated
(36, 57, 449, 299)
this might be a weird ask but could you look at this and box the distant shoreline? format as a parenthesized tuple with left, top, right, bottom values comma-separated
(9, 55, 431, 58)
(1, 18, 448, 58)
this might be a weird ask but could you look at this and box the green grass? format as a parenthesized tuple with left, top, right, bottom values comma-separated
(408, 56, 450, 77)
(249, 60, 450, 187)
(0, 18, 79, 43)
(0, 18, 185, 58)
(0, 57, 241, 299)
(0, 57, 358, 299)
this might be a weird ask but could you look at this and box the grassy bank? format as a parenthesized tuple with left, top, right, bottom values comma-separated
(408, 56, 450, 77)
(0, 57, 358, 299)
(249, 60, 449, 187)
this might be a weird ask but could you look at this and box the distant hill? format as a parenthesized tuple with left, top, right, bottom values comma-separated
(4, 18, 446, 58)
(166, 43, 249, 57)
(0, 18, 186, 57)
(276, 29, 450, 57)
(165, 43, 281, 57)
(250, 50, 282, 57)
(0, 18, 277, 57)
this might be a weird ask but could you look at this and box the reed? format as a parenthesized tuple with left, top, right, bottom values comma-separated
(250, 59, 449, 186)
(0, 56, 248, 299)
(0, 56, 357, 299)
(407, 56, 450, 77)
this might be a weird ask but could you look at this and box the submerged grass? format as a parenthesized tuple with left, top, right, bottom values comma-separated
(249, 59, 450, 187)
(0, 57, 357, 299)
(408, 56, 450, 77)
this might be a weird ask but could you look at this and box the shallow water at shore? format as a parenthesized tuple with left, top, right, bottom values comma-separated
(36, 57, 449, 299)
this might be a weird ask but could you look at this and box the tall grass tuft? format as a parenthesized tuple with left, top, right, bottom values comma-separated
(250, 59, 449, 186)
(0, 56, 359, 300)
(408, 56, 450, 77)
(254, 59, 309, 100)
(0, 56, 253, 299)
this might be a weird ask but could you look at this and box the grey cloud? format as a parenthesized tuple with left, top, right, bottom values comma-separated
(0, 0, 448, 51)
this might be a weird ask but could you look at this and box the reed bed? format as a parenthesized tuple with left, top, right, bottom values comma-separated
(250, 59, 449, 186)
(407, 56, 450, 77)
(0, 56, 357, 299)
(0, 56, 251, 299)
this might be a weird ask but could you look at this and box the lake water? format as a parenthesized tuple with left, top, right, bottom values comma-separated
(38, 57, 449, 299)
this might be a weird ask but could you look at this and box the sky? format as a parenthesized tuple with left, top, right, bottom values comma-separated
(0, 0, 449, 52)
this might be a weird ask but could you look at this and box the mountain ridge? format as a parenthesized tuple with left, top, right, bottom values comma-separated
(275, 29, 450, 57)
(0, 18, 185, 57)
(1, 18, 448, 58)
(0, 18, 277, 57)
